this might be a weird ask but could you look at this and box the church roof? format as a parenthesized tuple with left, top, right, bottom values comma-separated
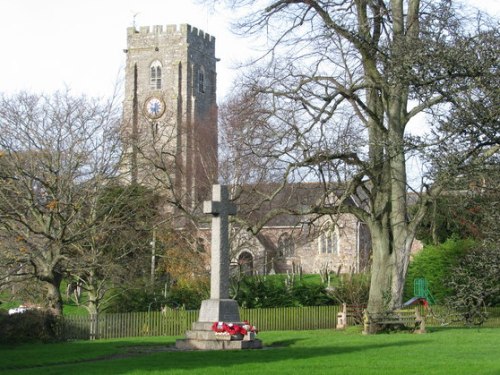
(232, 182, 357, 228)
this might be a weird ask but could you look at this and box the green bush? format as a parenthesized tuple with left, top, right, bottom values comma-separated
(232, 275, 333, 308)
(233, 276, 290, 308)
(0, 309, 62, 344)
(105, 289, 168, 313)
(165, 283, 209, 310)
(105, 280, 209, 312)
(404, 238, 474, 303)
(291, 283, 334, 306)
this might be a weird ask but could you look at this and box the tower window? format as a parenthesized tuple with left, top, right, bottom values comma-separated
(150, 60, 162, 89)
(150, 122, 158, 138)
(198, 69, 205, 93)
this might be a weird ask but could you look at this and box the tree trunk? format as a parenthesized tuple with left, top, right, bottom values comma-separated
(367, 225, 394, 313)
(86, 287, 99, 315)
(366, 108, 415, 312)
(45, 274, 63, 316)
(367, 221, 414, 313)
(85, 277, 100, 340)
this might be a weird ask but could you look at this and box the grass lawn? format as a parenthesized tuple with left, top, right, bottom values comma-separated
(0, 327, 499, 374)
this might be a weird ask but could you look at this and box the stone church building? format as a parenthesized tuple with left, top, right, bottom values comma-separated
(121, 24, 372, 278)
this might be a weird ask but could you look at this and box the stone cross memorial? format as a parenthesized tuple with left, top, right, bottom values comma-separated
(176, 184, 262, 350)
(204, 184, 236, 301)
(198, 184, 240, 322)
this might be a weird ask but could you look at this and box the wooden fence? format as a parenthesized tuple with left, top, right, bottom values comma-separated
(62, 305, 341, 340)
(61, 305, 500, 341)
(62, 309, 199, 340)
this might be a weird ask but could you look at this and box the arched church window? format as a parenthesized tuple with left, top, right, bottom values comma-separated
(150, 60, 162, 89)
(319, 222, 338, 255)
(278, 233, 294, 257)
(198, 67, 205, 94)
(238, 251, 253, 276)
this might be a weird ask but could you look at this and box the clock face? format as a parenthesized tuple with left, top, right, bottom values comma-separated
(144, 96, 165, 119)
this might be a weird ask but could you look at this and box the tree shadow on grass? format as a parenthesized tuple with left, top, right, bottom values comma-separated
(263, 338, 306, 348)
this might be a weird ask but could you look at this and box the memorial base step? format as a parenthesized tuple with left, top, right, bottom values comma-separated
(175, 337, 263, 350)
(175, 321, 262, 350)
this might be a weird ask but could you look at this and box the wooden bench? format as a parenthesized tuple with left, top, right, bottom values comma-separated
(336, 303, 366, 329)
(362, 307, 426, 334)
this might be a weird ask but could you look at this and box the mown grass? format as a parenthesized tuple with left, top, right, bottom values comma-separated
(1, 327, 499, 374)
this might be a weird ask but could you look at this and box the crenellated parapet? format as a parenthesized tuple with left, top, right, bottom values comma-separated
(127, 24, 215, 49)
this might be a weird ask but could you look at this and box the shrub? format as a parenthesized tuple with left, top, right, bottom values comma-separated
(165, 280, 209, 310)
(0, 309, 62, 344)
(291, 283, 334, 306)
(444, 244, 500, 325)
(104, 289, 168, 313)
(232, 275, 333, 308)
(104, 278, 209, 313)
(326, 272, 370, 306)
(233, 276, 292, 308)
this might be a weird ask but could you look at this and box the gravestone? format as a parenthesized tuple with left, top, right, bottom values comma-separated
(175, 185, 262, 350)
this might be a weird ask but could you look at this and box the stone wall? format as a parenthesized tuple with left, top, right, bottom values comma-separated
(200, 212, 372, 277)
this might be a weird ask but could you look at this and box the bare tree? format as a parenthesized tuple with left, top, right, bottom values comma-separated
(0, 90, 121, 315)
(66, 184, 162, 315)
(213, 0, 499, 313)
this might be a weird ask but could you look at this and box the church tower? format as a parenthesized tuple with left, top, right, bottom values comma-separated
(122, 24, 218, 208)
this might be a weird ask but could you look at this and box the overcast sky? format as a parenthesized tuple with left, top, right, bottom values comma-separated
(0, 0, 497, 101)
(0, 0, 249, 99)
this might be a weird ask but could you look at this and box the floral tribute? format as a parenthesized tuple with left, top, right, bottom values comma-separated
(211, 321, 258, 336)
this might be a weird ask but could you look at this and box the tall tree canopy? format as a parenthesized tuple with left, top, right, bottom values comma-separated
(0, 91, 122, 314)
(215, 0, 499, 313)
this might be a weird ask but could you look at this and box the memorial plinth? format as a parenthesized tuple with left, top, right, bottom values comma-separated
(175, 185, 262, 350)
(175, 321, 262, 350)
